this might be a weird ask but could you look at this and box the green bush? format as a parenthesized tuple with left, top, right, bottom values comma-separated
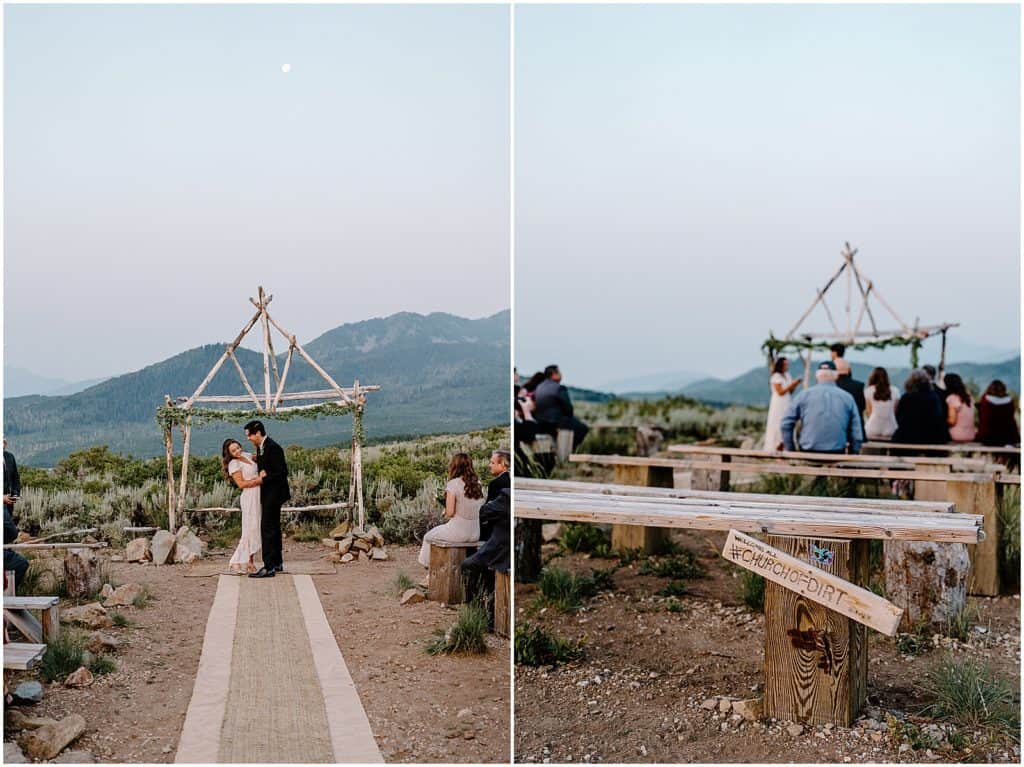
(426, 600, 489, 655)
(514, 622, 584, 666)
(536, 566, 616, 612)
(40, 633, 87, 682)
(922, 657, 1019, 736)
(999, 486, 1020, 592)
(639, 550, 705, 580)
(740, 571, 765, 612)
(559, 523, 611, 555)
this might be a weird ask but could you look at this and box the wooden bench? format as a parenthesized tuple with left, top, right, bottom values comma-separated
(571, 453, 1008, 596)
(494, 571, 510, 638)
(515, 479, 984, 727)
(863, 440, 1021, 457)
(4, 596, 60, 644)
(3, 642, 47, 670)
(427, 540, 483, 605)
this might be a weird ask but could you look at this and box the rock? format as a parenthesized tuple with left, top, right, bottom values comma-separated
(100, 583, 115, 600)
(330, 521, 351, 539)
(11, 681, 43, 705)
(82, 535, 98, 544)
(125, 537, 150, 562)
(180, 551, 199, 564)
(786, 724, 805, 737)
(718, 698, 732, 713)
(110, 555, 124, 562)
(63, 603, 112, 629)
(173, 526, 206, 563)
(4, 742, 28, 764)
(352, 539, 371, 552)
(5, 710, 58, 731)
(337, 537, 353, 555)
(701, 698, 719, 710)
(359, 550, 372, 563)
(457, 708, 474, 720)
(103, 583, 143, 608)
(150, 530, 176, 565)
(340, 553, 354, 564)
(541, 523, 564, 543)
(321, 538, 336, 548)
(23, 714, 87, 761)
(15, 531, 32, 543)
(64, 667, 94, 687)
(81, 650, 95, 668)
(732, 698, 763, 721)
(368, 526, 384, 546)
(370, 547, 388, 561)
(400, 588, 425, 605)
(54, 750, 95, 763)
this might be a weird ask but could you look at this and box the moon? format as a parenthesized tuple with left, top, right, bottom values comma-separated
(281, 63, 291, 74)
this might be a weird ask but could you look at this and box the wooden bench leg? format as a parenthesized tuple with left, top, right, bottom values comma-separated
(4, 608, 43, 644)
(4, 570, 15, 597)
(41, 605, 61, 643)
(427, 545, 474, 604)
(764, 535, 868, 727)
(947, 479, 1001, 597)
(494, 571, 510, 638)
(515, 519, 543, 583)
(611, 465, 673, 554)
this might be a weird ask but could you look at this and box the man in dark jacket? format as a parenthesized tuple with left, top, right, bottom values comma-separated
(244, 421, 291, 578)
(4, 439, 29, 587)
(460, 489, 510, 627)
(833, 357, 867, 435)
(533, 365, 590, 449)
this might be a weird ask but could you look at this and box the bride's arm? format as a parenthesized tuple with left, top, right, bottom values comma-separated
(230, 469, 262, 489)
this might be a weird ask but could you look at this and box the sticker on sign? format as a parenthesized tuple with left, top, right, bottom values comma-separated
(722, 529, 903, 636)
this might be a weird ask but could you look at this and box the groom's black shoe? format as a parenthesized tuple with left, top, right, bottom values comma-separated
(271, 564, 285, 574)
(248, 567, 275, 578)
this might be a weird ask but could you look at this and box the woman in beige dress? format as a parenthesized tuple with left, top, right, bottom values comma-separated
(222, 439, 264, 574)
(418, 453, 485, 571)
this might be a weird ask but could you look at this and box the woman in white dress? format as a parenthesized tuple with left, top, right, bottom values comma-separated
(418, 453, 485, 572)
(864, 367, 899, 441)
(222, 439, 264, 575)
(763, 357, 801, 451)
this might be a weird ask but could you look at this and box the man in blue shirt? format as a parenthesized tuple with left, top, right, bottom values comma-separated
(781, 361, 863, 454)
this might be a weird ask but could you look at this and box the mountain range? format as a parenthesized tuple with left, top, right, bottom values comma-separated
(4, 310, 509, 465)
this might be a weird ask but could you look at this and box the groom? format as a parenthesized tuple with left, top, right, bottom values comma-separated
(244, 420, 291, 578)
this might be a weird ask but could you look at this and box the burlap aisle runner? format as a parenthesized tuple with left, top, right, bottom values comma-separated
(176, 574, 381, 763)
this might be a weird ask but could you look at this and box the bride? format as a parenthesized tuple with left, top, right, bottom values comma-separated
(222, 439, 264, 575)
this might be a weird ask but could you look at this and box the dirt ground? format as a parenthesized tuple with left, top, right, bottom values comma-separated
(513, 529, 1021, 764)
(5, 538, 509, 763)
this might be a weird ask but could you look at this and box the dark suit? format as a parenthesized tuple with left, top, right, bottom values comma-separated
(461, 490, 510, 626)
(533, 378, 590, 449)
(255, 437, 291, 571)
(837, 374, 867, 435)
(4, 449, 28, 587)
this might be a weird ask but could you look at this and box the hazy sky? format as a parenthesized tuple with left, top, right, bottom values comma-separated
(5, 4, 509, 381)
(515, 4, 1020, 388)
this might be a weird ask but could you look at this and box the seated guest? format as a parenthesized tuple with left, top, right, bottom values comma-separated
(460, 488, 510, 627)
(481, 450, 511, 541)
(3, 438, 28, 588)
(943, 373, 977, 443)
(893, 369, 948, 444)
(418, 453, 484, 572)
(923, 364, 947, 402)
(781, 361, 863, 454)
(864, 367, 899, 441)
(834, 357, 866, 435)
(977, 380, 1020, 446)
(533, 365, 590, 449)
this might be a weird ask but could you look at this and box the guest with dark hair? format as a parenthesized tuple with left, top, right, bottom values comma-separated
(943, 373, 977, 443)
(893, 369, 948, 444)
(830, 346, 866, 433)
(533, 365, 590, 449)
(763, 357, 801, 451)
(923, 364, 947, 402)
(864, 367, 899, 441)
(521, 371, 546, 394)
(418, 453, 484, 571)
(977, 380, 1020, 446)
(3, 438, 29, 589)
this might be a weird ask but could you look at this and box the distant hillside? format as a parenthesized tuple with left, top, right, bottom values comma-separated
(4, 310, 509, 465)
(678, 357, 1021, 406)
(2, 366, 107, 398)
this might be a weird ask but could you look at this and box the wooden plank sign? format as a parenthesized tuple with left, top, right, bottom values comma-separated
(723, 530, 903, 636)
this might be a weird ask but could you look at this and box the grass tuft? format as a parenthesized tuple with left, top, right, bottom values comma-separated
(536, 566, 616, 612)
(639, 550, 704, 580)
(740, 571, 765, 612)
(921, 656, 1019, 737)
(89, 654, 117, 676)
(40, 633, 87, 682)
(514, 622, 584, 666)
(426, 600, 489, 655)
(559, 523, 610, 555)
(943, 600, 980, 642)
(392, 571, 415, 596)
(658, 580, 688, 598)
(110, 612, 131, 628)
(131, 585, 153, 609)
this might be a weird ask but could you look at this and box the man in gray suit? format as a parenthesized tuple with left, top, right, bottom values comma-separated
(533, 365, 590, 449)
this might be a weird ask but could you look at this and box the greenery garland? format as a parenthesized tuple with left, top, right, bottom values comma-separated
(762, 334, 925, 368)
(156, 402, 366, 444)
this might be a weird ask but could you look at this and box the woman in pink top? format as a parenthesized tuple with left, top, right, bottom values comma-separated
(943, 373, 977, 443)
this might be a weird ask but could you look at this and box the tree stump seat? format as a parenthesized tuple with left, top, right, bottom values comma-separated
(427, 540, 483, 605)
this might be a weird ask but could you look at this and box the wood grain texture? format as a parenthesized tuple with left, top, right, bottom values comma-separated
(669, 444, 1000, 470)
(947, 479, 1002, 596)
(611, 465, 671, 554)
(763, 535, 869, 727)
(494, 571, 510, 638)
(427, 543, 476, 605)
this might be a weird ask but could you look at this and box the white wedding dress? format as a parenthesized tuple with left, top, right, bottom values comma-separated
(228, 452, 262, 572)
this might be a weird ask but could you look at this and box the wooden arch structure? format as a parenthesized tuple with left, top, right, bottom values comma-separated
(764, 242, 959, 384)
(158, 287, 380, 532)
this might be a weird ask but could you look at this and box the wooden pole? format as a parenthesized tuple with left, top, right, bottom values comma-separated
(785, 261, 846, 340)
(263, 312, 352, 405)
(182, 307, 263, 408)
(353, 380, 365, 530)
(271, 342, 296, 411)
(164, 426, 177, 532)
(176, 416, 192, 531)
(845, 246, 853, 340)
(259, 287, 272, 409)
(227, 348, 262, 408)
(938, 329, 948, 380)
(803, 347, 813, 388)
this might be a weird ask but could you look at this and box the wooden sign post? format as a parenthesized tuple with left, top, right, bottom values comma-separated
(723, 530, 903, 635)
(723, 530, 902, 727)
